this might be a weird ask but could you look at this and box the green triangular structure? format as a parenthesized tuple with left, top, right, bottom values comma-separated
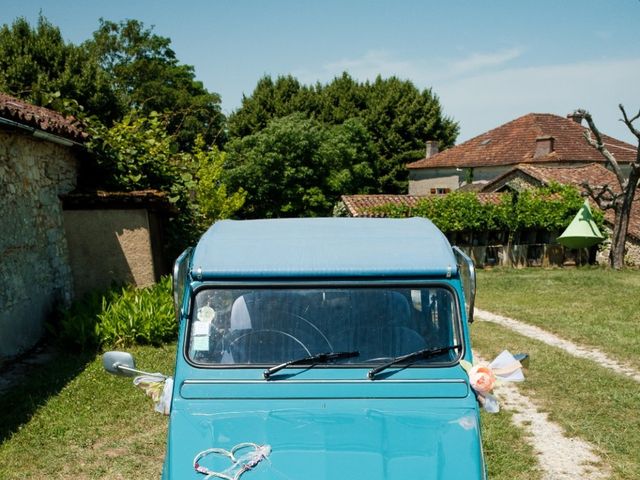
(557, 199, 605, 249)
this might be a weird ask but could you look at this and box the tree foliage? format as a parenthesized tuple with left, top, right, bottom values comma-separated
(0, 16, 224, 150)
(228, 73, 458, 194)
(86, 111, 245, 247)
(224, 113, 377, 218)
(0, 16, 118, 119)
(85, 19, 225, 148)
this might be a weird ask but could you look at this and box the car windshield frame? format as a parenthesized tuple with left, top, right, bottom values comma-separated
(183, 280, 465, 370)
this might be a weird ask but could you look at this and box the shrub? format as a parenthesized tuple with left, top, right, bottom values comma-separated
(55, 276, 176, 350)
(96, 276, 176, 348)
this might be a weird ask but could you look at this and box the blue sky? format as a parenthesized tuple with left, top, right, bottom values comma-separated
(2, 0, 639, 143)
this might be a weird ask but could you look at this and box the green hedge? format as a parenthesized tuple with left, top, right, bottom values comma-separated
(372, 184, 604, 235)
(54, 276, 176, 350)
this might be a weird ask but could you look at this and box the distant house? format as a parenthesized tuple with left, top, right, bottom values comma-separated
(406, 112, 637, 195)
(338, 112, 640, 267)
(0, 93, 170, 362)
(479, 162, 640, 265)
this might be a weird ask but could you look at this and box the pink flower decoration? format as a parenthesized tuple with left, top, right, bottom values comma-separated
(468, 364, 496, 394)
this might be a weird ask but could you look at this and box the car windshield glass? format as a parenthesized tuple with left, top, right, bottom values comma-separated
(187, 287, 461, 366)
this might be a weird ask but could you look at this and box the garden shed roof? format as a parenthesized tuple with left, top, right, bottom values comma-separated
(0, 92, 86, 142)
(341, 193, 503, 218)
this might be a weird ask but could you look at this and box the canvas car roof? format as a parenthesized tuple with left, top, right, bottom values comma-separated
(190, 217, 457, 280)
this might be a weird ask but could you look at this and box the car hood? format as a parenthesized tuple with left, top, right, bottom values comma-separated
(164, 398, 484, 479)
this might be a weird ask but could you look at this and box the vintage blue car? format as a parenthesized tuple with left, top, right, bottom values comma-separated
(105, 217, 485, 479)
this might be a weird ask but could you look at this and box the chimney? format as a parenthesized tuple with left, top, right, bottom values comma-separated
(567, 110, 585, 124)
(425, 140, 439, 158)
(534, 136, 555, 158)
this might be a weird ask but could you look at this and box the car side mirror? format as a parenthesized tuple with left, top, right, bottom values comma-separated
(103, 351, 137, 377)
(514, 353, 529, 368)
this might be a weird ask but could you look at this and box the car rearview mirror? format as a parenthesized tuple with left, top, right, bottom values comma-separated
(103, 351, 137, 377)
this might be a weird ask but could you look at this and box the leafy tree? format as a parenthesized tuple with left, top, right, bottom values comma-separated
(361, 76, 458, 192)
(86, 111, 245, 248)
(0, 15, 117, 120)
(227, 73, 458, 193)
(224, 113, 377, 218)
(85, 19, 225, 148)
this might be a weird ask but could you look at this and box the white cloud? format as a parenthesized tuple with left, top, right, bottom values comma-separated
(294, 49, 640, 145)
(448, 48, 523, 75)
(436, 58, 640, 143)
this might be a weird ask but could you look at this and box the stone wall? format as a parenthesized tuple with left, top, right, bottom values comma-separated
(595, 226, 640, 267)
(0, 129, 77, 361)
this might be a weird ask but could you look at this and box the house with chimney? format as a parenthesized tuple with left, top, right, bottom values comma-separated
(406, 112, 637, 195)
(339, 111, 640, 266)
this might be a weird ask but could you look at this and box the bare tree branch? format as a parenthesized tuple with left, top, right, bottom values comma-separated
(619, 104, 640, 139)
(581, 182, 618, 210)
(578, 109, 627, 188)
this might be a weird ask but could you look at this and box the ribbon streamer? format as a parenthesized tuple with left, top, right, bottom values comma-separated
(133, 375, 173, 415)
(461, 350, 525, 413)
(194, 443, 271, 480)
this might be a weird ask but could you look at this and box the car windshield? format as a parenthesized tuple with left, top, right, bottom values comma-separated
(187, 286, 461, 366)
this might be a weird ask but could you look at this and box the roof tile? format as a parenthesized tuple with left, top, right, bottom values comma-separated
(0, 92, 86, 142)
(407, 113, 637, 169)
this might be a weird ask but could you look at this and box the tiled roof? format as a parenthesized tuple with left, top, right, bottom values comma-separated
(0, 92, 86, 142)
(61, 190, 174, 211)
(341, 193, 503, 217)
(481, 163, 640, 241)
(407, 113, 637, 170)
(481, 163, 618, 192)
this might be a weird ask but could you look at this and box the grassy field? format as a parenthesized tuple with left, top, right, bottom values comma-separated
(473, 267, 640, 480)
(472, 321, 640, 480)
(476, 267, 640, 370)
(0, 344, 174, 479)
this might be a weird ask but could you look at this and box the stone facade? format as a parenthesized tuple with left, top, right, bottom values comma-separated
(0, 129, 78, 361)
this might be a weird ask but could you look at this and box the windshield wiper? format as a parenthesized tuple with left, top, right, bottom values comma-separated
(263, 351, 359, 379)
(367, 344, 461, 380)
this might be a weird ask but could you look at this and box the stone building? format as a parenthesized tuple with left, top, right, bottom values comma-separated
(406, 112, 637, 195)
(1, 94, 170, 362)
(1, 93, 85, 361)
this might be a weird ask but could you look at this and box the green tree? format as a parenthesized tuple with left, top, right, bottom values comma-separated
(224, 113, 377, 218)
(0, 15, 117, 120)
(86, 111, 245, 248)
(228, 75, 313, 139)
(85, 19, 226, 149)
(227, 73, 458, 194)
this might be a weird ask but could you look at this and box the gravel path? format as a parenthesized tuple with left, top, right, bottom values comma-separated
(475, 352, 610, 480)
(493, 372, 610, 480)
(475, 308, 640, 383)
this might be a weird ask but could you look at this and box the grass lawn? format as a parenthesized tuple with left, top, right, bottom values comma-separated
(0, 344, 174, 479)
(472, 321, 640, 480)
(476, 267, 640, 370)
